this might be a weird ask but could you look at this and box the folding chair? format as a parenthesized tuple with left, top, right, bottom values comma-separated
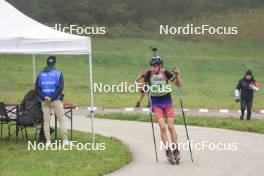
(0, 102, 11, 140)
(16, 106, 42, 142)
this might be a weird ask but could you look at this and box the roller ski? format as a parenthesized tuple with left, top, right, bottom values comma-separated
(172, 148, 181, 165)
(166, 148, 176, 165)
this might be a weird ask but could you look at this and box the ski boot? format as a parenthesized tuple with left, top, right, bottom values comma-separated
(166, 148, 175, 165)
(172, 148, 181, 165)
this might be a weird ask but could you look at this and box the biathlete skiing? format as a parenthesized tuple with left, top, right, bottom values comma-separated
(144, 52, 181, 165)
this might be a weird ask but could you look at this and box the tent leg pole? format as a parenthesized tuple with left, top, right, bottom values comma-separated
(32, 54, 36, 84)
(88, 54, 95, 143)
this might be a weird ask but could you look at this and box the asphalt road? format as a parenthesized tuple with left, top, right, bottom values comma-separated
(66, 115, 264, 176)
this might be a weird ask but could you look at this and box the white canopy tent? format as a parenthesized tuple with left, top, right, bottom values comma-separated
(0, 0, 95, 142)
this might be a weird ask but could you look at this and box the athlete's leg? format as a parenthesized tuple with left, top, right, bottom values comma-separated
(158, 118, 168, 146)
(153, 106, 168, 145)
(165, 105, 180, 162)
(165, 106, 177, 147)
(167, 118, 177, 145)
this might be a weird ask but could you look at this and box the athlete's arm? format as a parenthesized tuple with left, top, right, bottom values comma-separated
(142, 70, 152, 92)
(144, 70, 151, 84)
(135, 69, 145, 83)
(135, 73, 144, 83)
(165, 69, 182, 86)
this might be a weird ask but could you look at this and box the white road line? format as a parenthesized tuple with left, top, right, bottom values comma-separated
(238, 110, 247, 113)
(83, 107, 264, 115)
(183, 109, 189, 112)
(219, 109, 229, 113)
(199, 109, 209, 113)
(142, 108, 150, 112)
(88, 107, 97, 111)
(124, 108, 134, 112)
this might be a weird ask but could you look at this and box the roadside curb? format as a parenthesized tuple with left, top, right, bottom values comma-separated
(82, 107, 264, 115)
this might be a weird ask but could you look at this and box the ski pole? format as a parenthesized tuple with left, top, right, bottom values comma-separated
(148, 92, 159, 162)
(179, 96, 194, 162)
(172, 67, 194, 162)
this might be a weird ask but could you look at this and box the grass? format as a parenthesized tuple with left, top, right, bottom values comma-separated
(0, 128, 132, 176)
(0, 38, 264, 109)
(94, 113, 264, 134)
(97, 7, 264, 42)
(173, 8, 264, 42)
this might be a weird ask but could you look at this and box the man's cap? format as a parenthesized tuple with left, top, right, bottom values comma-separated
(47, 56, 56, 66)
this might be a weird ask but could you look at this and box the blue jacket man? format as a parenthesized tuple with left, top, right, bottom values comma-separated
(35, 56, 69, 146)
(36, 56, 64, 102)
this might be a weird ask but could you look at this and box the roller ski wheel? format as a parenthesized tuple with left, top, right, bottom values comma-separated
(166, 149, 176, 165)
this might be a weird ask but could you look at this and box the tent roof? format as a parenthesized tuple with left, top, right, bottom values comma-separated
(0, 0, 91, 54)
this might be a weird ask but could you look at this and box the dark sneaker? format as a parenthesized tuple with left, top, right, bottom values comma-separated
(135, 102, 140, 108)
